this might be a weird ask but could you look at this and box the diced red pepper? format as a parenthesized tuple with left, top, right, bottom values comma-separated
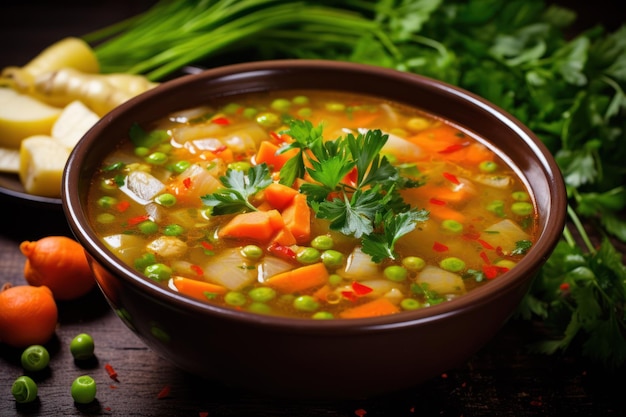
(341, 291, 359, 302)
(442, 172, 460, 185)
(479, 251, 491, 264)
(182, 177, 192, 189)
(438, 142, 469, 154)
(212, 116, 230, 125)
(429, 198, 446, 206)
(127, 214, 150, 226)
(477, 239, 494, 250)
(352, 281, 373, 295)
(432, 241, 448, 252)
(115, 200, 131, 212)
(191, 264, 204, 276)
(268, 242, 297, 260)
(482, 264, 500, 279)
(213, 145, 228, 154)
(104, 363, 118, 381)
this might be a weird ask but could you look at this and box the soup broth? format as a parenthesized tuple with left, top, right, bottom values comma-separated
(87, 90, 538, 319)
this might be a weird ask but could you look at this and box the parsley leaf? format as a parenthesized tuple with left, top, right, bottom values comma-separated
(511, 239, 533, 255)
(362, 209, 429, 262)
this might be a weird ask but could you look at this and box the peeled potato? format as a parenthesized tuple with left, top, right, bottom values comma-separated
(52, 100, 99, 149)
(0, 88, 61, 148)
(0, 147, 20, 173)
(19, 135, 70, 197)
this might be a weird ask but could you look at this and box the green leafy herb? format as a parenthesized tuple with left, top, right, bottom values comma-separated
(512, 240, 533, 255)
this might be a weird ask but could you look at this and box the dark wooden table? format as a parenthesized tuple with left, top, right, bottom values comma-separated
(1, 1, 624, 416)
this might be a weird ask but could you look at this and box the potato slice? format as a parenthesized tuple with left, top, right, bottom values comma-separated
(51, 100, 100, 149)
(0, 147, 20, 173)
(0, 88, 61, 148)
(19, 135, 70, 197)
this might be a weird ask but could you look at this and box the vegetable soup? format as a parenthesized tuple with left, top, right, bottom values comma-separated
(87, 90, 538, 319)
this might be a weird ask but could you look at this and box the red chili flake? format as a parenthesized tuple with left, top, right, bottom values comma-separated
(442, 172, 460, 185)
(191, 264, 204, 276)
(479, 251, 491, 264)
(115, 200, 131, 212)
(495, 246, 505, 257)
(352, 281, 373, 296)
(432, 241, 449, 252)
(157, 385, 171, 399)
(341, 291, 359, 302)
(438, 142, 469, 154)
(462, 232, 480, 241)
(104, 363, 118, 381)
(269, 131, 282, 142)
(354, 408, 367, 417)
(559, 282, 570, 291)
(429, 198, 446, 206)
(345, 167, 358, 186)
(482, 264, 500, 279)
(213, 145, 228, 154)
(476, 239, 494, 250)
(268, 242, 297, 260)
(127, 214, 150, 226)
(201, 241, 214, 250)
(182, 177, 192, 189)
(212, 116, 230, 125)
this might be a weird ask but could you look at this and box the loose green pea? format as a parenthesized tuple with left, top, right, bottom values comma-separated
(70, 333, 95, 360)
(248, 287, 277, 303)
(479, 160, 498, 172)
(270, 98, 291, 112)
(441, 219, 463, 233)
(311, 235, 334, 250)
(228, 161, 252, 171)
(384, 265, 408, 282)
(440, 257, 466, 272)
(512, 191, 529, 201)
(71, 375, 97, 404)
(312, 311, 334, 320)
(400, 298, 421, 310)
(225, 291, 247, 306)
(97, 195, 118, 209)
(145, 151, 168, 165)
(138, 220, 159, 234)
(328, 273, 343, 286)
(222, 103, 242, 114)
(134, 253, 156, 270)
(172, 160, 191, 174)
(297, 247, 321, 264)
(155, 193, 177, 207)
(241, 244, 264, 260)
(293, 295, 319, 312)
(292, 95, 309, 105)
(11, 376, 38, 404)
(321, 250, 344, 269)
(96, 213, 116, 224)
(487, 200, 505, 217)
(256, 112, 280, 127)
(325, 102, 345, 112)
(243, 107, 258, 118)
(248, 302, 272, 315)
(21, 345, 50, 371)
(402, 256, 426, 271)
(511, 201, 534, 216)
(163, 224, 185, 236)
(297, 108, 312, 118)
(144, 263, 172, 282)
(134, 146, 150, 157)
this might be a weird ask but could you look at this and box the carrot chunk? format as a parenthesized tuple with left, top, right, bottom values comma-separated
(339, 297, 400, 319)
(254, 141, 297, 171)
(218, 209, 284, 242)
(266, 262, 329, 293)
(264, 182, 299, 210)
(281, 193, 311, 244)
(172, 276, 227, 301)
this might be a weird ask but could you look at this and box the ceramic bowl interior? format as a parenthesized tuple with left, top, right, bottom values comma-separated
(63, 60, 567, 398)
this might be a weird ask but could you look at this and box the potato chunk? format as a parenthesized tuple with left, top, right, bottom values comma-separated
(19, 135, 70, 197)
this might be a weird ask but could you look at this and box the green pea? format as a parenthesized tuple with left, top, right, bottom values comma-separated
(240, 244, 263, 260)
(134, 253, 156, 270)
(138, 220, 159, 234)
(225, 291, 247, 306)
(293, 295, 319, 312)
(144, 263, 172, 282)
(487, 200, 505, 217)
(325, 102, 345, 112)
(512, 191, 529, 201)
(163, 224, 185, 236)
(155, 193, 177, 207)
(248, 287, 277, 303)
(270, 98, 291, 112)
(228, 161, 251, 171)
(11, 376, 38, 403)
(402, 256, 425, 271)
(70, 333, 95, 360)
(311, 235, 334, 250)
(292, 95, 309, 105)
(297, 247, 321, 264)
(248, 302, 272, 315)
(134, 146, 150, 157)
(312, 311, 334, 320)
(297, 108, 312, 118)
(440, 257, 466, 272)
(222, 102, 242, 114)
(406, 117, 431, 131)
(71, 375, 97, 404)
(328, 273, 343, 286)
(384, 265, 408, 282)
(479, 160, 498, 172)
(21, 345, 50, 371)
(511, 201, 534, 216)
(97, 195, 118, 209)
(400, 298, 421, 310)
(441, 219, 463, 233)
(243, 107, 258, 118)
(145, 151, 168, 165)
(96, 213, 116, 224)
(321, 250, 344, 269)
(172, 160, 191, 174)
(256, 112, 280, 127)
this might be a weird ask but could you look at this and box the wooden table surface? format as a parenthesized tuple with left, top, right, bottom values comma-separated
(1, 1, 624, 416)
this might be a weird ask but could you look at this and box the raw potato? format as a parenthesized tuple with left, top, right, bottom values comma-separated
(0, 88, 61, 148)
(19, 135, 70, 197)
(51, 100, 99, 149)
(0, 147, 20, 173)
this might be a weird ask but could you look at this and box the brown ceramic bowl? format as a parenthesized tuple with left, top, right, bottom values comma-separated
(62, 60, 566, 399)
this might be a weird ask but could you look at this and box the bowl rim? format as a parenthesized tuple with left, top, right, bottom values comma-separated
(62, 59, 567, 333)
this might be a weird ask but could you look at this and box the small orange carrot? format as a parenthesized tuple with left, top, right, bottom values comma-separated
(172, 276, 227, 301)
(266, 262, 329, 293)
(281, 193, 311, 244)
(218, 209, 284, 242)
(254, 141, 297, 170)
(263, 182, 298, 210)
(339, 297, 400, 319)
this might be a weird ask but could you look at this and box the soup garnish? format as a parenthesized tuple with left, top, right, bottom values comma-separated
(88, 90, 537, 319)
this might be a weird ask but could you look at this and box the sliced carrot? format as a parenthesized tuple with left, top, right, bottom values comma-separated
(266, 262, 329, 294)
(218, 209, 284, 242)
(408, 125, 466, 154)
(426, 201, 466, 223)
(254, 141, 298, 170)
(339, 297, 400, 319)
(172, 276, 227, 301)
(313, 284, 332, 302)
(264, 182, 298, 210)
(271, 226, 297, 246)
(281, 193, 311, 244)
(403, 183, 469, 205)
